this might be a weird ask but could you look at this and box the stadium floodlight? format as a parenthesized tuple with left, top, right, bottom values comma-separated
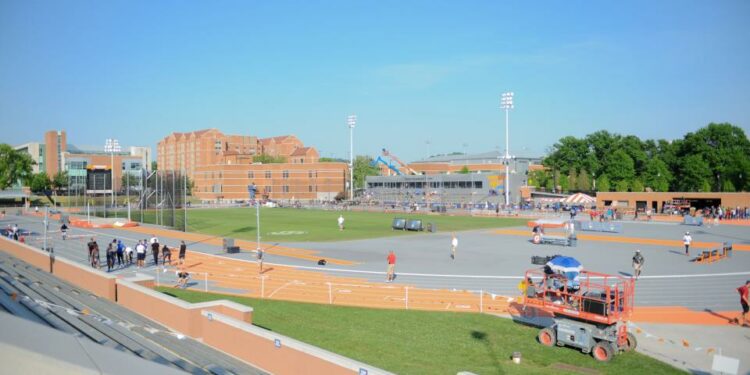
(500, 92, 514, 207)
(104, 138, 121, 207)
(347, 114, 357, 200)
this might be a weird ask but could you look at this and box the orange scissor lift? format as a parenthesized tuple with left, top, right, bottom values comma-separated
(523, 268, 636, 362)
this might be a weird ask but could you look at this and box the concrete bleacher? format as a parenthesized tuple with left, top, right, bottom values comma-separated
(0, 250, 266, 375)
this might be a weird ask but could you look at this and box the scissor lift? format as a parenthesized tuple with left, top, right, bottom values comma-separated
(523, 268, 636, 362)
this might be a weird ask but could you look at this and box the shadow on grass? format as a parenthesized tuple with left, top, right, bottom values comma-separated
(471, 330, 502, 373)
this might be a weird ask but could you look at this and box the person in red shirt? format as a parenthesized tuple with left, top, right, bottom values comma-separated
(735, 280, 750, 326)
(386, 250, 396, 283)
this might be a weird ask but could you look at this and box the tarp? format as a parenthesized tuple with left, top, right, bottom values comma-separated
(560, 193, 596, 205)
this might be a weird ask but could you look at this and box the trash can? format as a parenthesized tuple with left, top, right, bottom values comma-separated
(427, 223, 436, 233)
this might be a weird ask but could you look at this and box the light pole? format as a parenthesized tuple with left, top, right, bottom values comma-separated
(501, 92, 514, 207)
(347, 114, 357, 201)
(104, 138, 121, 208)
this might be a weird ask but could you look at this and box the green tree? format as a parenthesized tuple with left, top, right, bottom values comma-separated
(615, 180, 629, 192)
(458, 166, 470, 174)
(597, 175, 610, 192)
(151, 161, 158, 171)
(0, 144, 35, 189)
(605, 150, 635, 188)
(52, 171, 68, 195)
(677, 155, 712, 192)
(577, 170, 591, 191)
(543, 136, 588, 175)
(556, 171, 569, 193)
(631, 179, 644, 192)
(642, 158, 672, 192)
(529, 170, 551, 191)
(353, 155, 381, 189)
(253, 154, 288, 163)
(677, 123, 750, 191)
(29, 172, 52, 193)
(722, 179, 736, 192)
(568, 169, 578, 191)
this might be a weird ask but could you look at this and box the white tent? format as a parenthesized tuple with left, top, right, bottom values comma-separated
(560, 193, 596, 205)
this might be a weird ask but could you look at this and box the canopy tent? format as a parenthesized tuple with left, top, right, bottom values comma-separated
(546, 256, 583, 288)
(560, 193, 596, 205)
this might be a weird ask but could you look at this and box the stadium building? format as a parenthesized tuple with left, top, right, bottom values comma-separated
(366, 151, 542, 206)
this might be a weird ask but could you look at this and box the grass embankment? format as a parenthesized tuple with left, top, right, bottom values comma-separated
(158, 288, 681, 375)
(185, 207, 528, 242)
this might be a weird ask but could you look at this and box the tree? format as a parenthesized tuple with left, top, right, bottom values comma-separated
(615, 180, 629, 192)
(677, 123, 750, 191)
(0, 144, 35, 189)
(529, 170, 551, 190)
(29, 172, 51, 194)
(151, 161, 158, 171)
(642, 158, 672, 192)
(253, 154, 288, 163)
(605, 150, 635, 189)
(677, 155, 712, 192)
(577, 170, 591, 191)
(52, 171, 68, 195)
(353, 155, 381, 189)
(597, 175, 610, 192)
(631, 179, 644, 192)
(568, 169, 578, 191)
(458, 166, 470, 174)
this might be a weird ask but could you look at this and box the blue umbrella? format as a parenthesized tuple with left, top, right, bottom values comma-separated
(546, 256, 583, 282)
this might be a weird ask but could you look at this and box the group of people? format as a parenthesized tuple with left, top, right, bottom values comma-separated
(84, 235, 187, 272)
(703, 206, 750, 221)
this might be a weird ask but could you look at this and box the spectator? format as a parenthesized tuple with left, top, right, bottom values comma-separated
(450, 233, 458, 260)
(338, 215, 345, 231)
(116, 240, 125, 266)
(125, 244, 133, 264)
(106, 241, 115, 272)
(150, 235, 160, 266)
(162, 244, 172, 266)
(136, 240, 146, 268)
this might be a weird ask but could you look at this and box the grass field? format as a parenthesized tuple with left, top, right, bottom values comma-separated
(183, 207, 529, 242)
(159, 288, 680, 375)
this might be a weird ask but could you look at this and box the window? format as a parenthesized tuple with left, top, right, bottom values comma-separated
(283, 170, 289, 179)
(283, 185, 289, 193)
(247, 171, 254, 179)
(309, 185, 313, 192)
(265, 171, 272, 179)
(308, 170, 313, 178)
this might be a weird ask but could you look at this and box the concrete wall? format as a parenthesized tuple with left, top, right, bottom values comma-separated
(200, 311, 392, 375)
(0, 238, 391, 375)
(0, 237, 117, 301)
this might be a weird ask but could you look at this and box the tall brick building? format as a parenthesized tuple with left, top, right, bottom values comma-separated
(157, 129, 347, 202)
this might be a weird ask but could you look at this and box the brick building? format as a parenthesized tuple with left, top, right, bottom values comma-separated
(157, 129, 346, 202)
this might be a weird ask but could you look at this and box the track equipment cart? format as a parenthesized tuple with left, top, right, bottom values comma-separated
(523, 268, 636, 362)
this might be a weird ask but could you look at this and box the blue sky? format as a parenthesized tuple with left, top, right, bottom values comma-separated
(1, 0, 748, 162)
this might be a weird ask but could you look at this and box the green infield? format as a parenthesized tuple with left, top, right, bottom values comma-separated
(184, 207, 528, 242)
(159, 288, 680, 375)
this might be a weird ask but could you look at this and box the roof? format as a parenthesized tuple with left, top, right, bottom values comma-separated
(260, 135, 297, 145)
(290, 147, 315, 157)
(411, 151, 543, 164)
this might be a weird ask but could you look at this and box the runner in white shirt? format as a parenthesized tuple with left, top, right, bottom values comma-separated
(683, 231, 692, 256)
(451, 233, 458, 260)
(337, 215, 345, 231)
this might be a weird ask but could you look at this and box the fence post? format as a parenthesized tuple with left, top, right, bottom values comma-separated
(405, 287, 409, 310)
(327, 282, 332, 304)
(204, 272, 208, 293)
(156, 268, 160, 287)
(480, 289, 483, 314)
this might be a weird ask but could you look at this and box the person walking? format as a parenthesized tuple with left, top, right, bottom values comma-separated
(632, 250, 644, 280)
(178, 241, 187, 265)
(162, 244, 172, 266)
(683, 231, 693, 256)
(150, 235, 160, 266)
(386, 250, 396, 282)
(450, 233, 458, 260)
(116, 240, 125, 267)
(734, 280, 750, 327)
(87, 238, 98, 268)
(337, 215, 345, 231)
(136, 240, 146, 268)
(60, 223, 68, 240)
(106, 241, 116, 272)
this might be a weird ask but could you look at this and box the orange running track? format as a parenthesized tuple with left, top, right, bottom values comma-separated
(115, 226, 740, 326)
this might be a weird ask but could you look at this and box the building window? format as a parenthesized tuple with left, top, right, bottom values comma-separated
(283, 185, 289, 193)
(248, 171, 254, 178)
(283, 170, 289, 179)
(265, 170, 271, 179)
(308, 185, 313, 192)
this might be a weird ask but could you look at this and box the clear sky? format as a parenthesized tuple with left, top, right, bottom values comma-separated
(1, 0, 748, 162)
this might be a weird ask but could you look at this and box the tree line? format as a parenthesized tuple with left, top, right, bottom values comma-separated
(532, 123, 750, 193)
